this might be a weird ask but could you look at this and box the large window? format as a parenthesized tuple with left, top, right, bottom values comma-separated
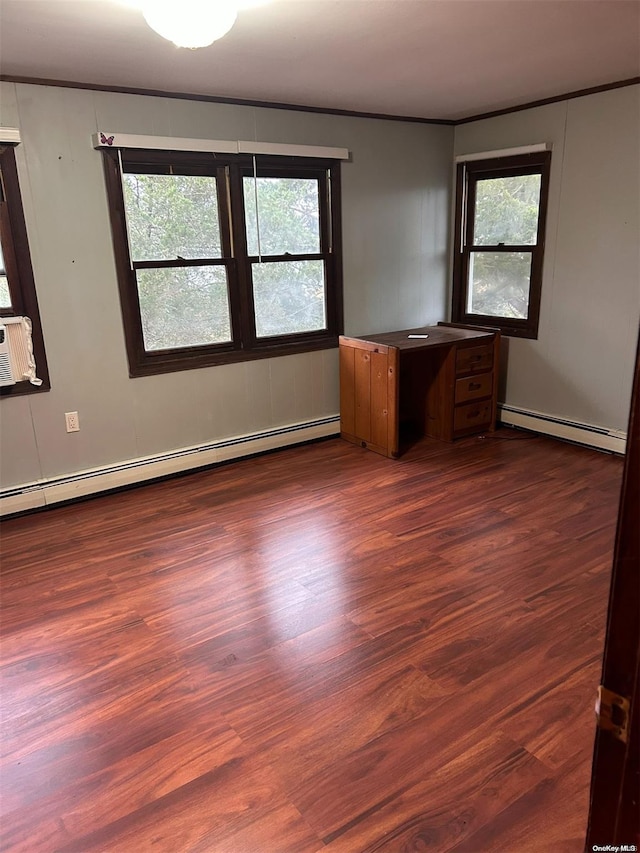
(0, 145, 49, 395)
(452, 151, 551, 339)
(102, 149, 343, 376)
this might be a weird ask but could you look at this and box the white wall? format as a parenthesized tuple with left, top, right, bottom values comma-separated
(454, 85, 640, 434)
(0, 82, 453, 489)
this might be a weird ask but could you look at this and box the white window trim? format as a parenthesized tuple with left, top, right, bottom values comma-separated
(0, 127, 21, 144)
(455, 143, 550, 163)
(92, 132, 349, 160)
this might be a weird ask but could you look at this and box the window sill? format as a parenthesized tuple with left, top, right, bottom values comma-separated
(127, 334, 339, 377)
(1, 380, 50, 398)
(453, 314, 538, 340)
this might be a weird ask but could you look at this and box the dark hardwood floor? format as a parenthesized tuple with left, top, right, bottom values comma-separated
(0, 429, 624, 852)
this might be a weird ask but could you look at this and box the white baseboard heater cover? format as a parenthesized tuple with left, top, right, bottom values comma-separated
(0, 416, 340, 517)
(2, 409, 625, 517)
(499, 405, 626, 455)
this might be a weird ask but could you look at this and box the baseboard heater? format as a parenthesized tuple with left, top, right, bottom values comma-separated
(0, 416, 340, 517)
(499, 404, 626, 455)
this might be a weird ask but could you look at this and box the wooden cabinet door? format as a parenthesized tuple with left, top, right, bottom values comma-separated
(339, 339, 398, 457)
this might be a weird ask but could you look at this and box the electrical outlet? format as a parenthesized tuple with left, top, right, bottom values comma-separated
(65, 411, 80, 433)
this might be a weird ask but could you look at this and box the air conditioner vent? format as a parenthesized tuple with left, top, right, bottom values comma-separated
(0, 348, 14, 385)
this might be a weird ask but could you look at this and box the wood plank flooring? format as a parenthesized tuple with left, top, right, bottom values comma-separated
(0, 430, 623, 852)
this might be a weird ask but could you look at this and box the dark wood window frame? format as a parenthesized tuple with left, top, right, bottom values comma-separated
(102, 148, 343, 377)
(0, 145, 50, 396)
(452, 151, 551, 339)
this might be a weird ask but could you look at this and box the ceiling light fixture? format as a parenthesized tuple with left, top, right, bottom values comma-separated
(139, 0, 270, 49)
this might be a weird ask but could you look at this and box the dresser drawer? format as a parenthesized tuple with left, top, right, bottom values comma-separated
(453, 400, 493, 434)
(456, 343, 493, 375)
(455, 372, 493, 404)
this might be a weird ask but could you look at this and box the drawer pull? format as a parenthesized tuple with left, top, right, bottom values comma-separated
(469, 382, 482, 391)
(468, 410, 480, 419)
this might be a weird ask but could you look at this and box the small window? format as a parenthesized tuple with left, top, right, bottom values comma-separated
(102, 150, 343, 377)
(121, 171, 232, 352)
(0, 240, 12, 311)
(242, 171, 328, 339)
(452, 151, 551, 338)
(0, 145, 50, 395)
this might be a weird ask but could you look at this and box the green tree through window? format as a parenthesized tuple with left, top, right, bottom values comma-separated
(102, 149, 343, 376)
(452, 151, 551, 339)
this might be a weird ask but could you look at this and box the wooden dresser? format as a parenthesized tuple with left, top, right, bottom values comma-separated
(339, 323, 500, 458)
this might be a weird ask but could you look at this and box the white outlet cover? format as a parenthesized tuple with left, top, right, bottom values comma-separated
(65, 412, 80, 432)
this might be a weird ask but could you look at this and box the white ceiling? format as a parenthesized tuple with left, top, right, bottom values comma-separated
(1, 0, 639, 122)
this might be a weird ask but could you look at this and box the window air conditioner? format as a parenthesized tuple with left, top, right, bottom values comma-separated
(0, 316, 42, 387)
(0, 324, 13, 385)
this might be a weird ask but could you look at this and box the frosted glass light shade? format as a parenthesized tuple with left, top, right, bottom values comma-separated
(142, 0, 238, 48)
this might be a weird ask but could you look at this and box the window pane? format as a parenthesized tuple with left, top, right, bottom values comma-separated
(0, 276, 10, 310)
(473, 174, 541, 246)
(243, 177, 320, 256)
(123, 174, 221, 262)
(136, 266, 231, 351)
(0, 242, 10, 309)
(252, 260, 326, 337)
(468, 252, 532, 319)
